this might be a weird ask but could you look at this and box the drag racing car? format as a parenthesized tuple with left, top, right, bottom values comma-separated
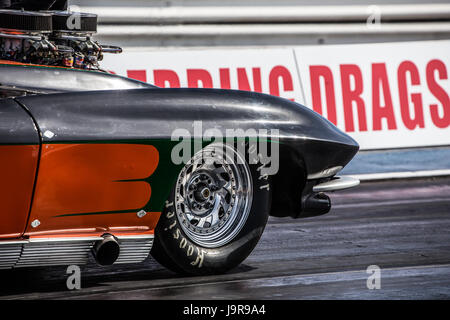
(0, 4, 359, 275)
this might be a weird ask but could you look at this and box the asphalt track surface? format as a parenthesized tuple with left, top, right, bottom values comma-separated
(1, 176, 449, 300)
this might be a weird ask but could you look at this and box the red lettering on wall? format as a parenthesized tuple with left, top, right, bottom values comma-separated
(219, 68, 231, 89)
(426, 59, 450, 128)
(372, 63, 397, 131)
(269, 66, 294, 102)
(237, 68, 262, 92)
(309, 66, 337, 125)
(127, 70, 147, 82)
(397, 61, 424, 130)
(340, 64, 367, 132)
(187, 69, 213, 88)
(153, 70, 180, 88)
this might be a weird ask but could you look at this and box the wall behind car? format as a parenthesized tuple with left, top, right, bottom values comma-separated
(100, 41, 450, 151)
(73, 0, 450, 47)
(73, 0, 450, 153)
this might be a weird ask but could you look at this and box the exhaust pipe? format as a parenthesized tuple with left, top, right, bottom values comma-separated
(297, 193, 331, 218)
(92, 234, 120, 266)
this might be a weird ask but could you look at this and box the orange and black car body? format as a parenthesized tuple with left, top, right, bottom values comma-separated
(0, 60, 359, 269)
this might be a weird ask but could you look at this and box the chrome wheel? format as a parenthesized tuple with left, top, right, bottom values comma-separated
(175, 143, 253, 248)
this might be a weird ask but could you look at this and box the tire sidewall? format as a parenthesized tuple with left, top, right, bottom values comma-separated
(154, 145, 272, 275)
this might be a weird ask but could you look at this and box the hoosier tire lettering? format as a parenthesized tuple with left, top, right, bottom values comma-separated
(151, 143, 271, 275)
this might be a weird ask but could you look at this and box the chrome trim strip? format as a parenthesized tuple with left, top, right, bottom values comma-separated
(115, 234, 154, 240)
(312, 176, 360, 192)
(0, 240, 28, 245)
(115, 235, 154, 264)
(0, 242, 22, 270)
(28, 237, 103, 243)
(0, 235, 154, 269)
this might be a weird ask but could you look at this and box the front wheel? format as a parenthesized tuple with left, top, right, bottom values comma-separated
(151, 143, 271, 275)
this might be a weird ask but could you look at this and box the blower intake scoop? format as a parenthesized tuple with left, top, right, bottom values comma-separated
(51, 11, 97, 34)
(0, 9, 52, 33)
(0, 10, 56, 65)
(0, 8, 121, 69)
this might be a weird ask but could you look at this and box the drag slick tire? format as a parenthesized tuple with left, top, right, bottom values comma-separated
(151, 143, 271, 275)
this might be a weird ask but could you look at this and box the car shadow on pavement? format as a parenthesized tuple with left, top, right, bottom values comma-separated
(0, 256, 256, 299)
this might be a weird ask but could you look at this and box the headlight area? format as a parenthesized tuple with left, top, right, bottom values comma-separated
(307, 165, 344, 180)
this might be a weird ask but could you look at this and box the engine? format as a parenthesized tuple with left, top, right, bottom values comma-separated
(0, 8, 121, 69)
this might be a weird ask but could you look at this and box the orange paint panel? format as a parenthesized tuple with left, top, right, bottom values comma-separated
(26, 229, 155, 240)
(25, 211, 161, 238)
(27, 144, 160, 233)
(0, 145, 39, 238)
